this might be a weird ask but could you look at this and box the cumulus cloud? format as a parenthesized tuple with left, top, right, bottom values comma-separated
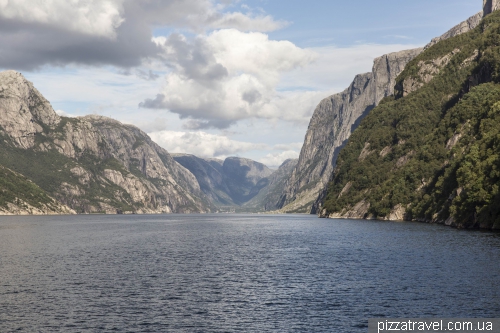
(141, 29, 317, 128)
(259, 151, 300, 168)
(147, 128, 303, 167)
(279, 43, 423, 93)
(0, 0, 125, 38)
(208, 12, 288, 32)
(148, 130, 267, 158)
(55, 110, 77, 118)
(0, 0, 286, 70)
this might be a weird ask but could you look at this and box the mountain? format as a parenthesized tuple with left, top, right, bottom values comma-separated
(243, 158, 298, 212)
(274, 9, 488, 215)
(172, 154, 234, 206)
(0, 70, 209, 214)
(320, 9, 500, 230)
(173, 154, 274, 209)
(0, 164, 75, 215)
(275, 49, 423, 214)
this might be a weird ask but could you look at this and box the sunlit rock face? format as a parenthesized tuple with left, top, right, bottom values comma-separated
(0, 70, 60, 149)
(0, 70, 210, 214)
(275, 7, 493, 215)
(275, 48, 422, 214)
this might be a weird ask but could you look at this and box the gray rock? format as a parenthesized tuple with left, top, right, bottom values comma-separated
(424, 12, 483, 50)
(277, 8, 489, 215)
(174, 155, 274, 207)
(222, 157, 273, 205)
(276, 48, 422, 214)
(0, 71, 210, 214)
(483, 0, 500, 16)
(0, 70, 60, 149)
(244, 158, 298, 212)
(173, 154, 234, 206)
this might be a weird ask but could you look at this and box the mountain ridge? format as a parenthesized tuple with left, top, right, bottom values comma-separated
(320, 9, 500, 230)
(273, 8, 490, 215)
(0, 70, 210, 214)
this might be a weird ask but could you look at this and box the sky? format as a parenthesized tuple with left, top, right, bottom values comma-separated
(0, 0, 482, 168)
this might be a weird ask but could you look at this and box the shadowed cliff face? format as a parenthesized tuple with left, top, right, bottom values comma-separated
(222, 157, 273, 205)
(0, 70, 210, 214)
(484, 0, 500, 16)
(321, 10, 500, 230)
(275, 9, 488, 215)
(172, 154, 233, 206)
(275, 48, 423, 214)
(173, 155, 274, 208)
(243, 158, 298, 212)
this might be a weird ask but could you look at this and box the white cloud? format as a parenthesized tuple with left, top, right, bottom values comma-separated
(279, 43, 423, 93)
(273, 142, 303, 151)
(0, 0, 287, 70)
(259, 151, 300, 168)
(142, 29, 317, 128)
(148, 130, 301, 167)
(0, 0, 125, 38)
(55, 110, 76, 118)
(208, 12, 289, 32)
(0, 0, 285, 40)
(148, 130, 266, 158)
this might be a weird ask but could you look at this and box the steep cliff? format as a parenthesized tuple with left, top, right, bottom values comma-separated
(0, 70, 209, 214)
(244, 158, 298, 212)
(276, 48, 422, 214)
(276, 9, 489, 215)
(172, 154, 234, 206)
(424, 12, 483, 50)
(484, 0, 500, 16)
(321, 10, 500, 230)
(173, 154, 274, 208)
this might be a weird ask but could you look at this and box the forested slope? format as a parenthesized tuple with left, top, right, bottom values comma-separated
(321, 11, 500, 230)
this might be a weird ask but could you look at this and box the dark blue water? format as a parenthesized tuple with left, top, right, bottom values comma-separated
(0, 214, 499, 332)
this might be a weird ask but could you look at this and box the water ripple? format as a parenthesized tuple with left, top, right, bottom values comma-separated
(0, 214, 499, 332)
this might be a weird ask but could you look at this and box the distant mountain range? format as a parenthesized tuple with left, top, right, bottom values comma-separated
(0, 70, 295, 214)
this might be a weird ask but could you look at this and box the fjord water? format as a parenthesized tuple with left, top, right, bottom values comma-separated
(0, 215, 499, 332)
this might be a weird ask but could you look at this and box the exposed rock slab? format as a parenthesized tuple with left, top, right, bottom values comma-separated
(0, 71, 210, 214)
(424, 12, 483, 50)
(276, 48, 422, 214)
(174, 154, 275, 208)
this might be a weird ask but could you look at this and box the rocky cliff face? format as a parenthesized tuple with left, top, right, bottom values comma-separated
(172, 154, 234, 206)
(81, 115, 209, 213)
(276, 9, 488, 215)
(244, 158, 298, 212)
(320, 9, 500, 230)
(424, 12, 483, 50)
(484, 0, 500, 16)
(173, 155, 274, 208)
(223, 157, 273, 205)
(0, 70, 209, 214)
(0, 71, 61, 149)
(275, 48, 422, 214)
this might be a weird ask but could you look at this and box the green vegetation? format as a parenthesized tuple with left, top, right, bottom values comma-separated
(323, 11, 500, 229)
(132, 136, 145, 150)
(0, 164, 57, 211)
(0, 136, 136, 213)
